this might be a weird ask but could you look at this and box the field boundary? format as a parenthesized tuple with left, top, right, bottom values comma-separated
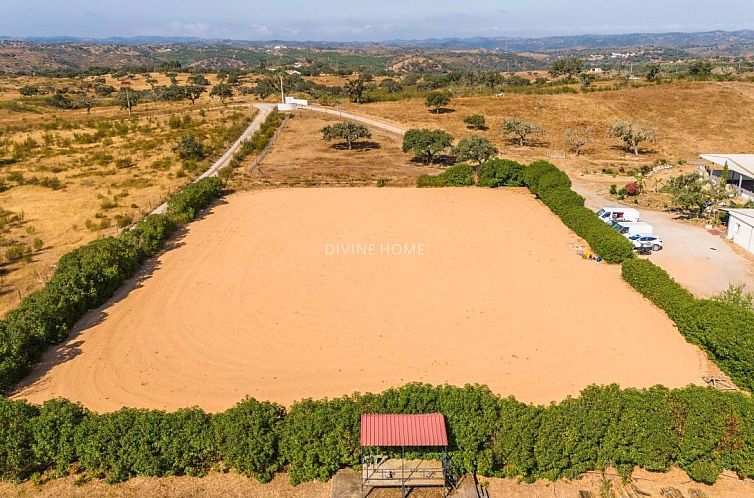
(151, 103, 274, 215)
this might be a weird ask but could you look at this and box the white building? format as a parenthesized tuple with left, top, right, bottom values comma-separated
(725, 209, 754, 254)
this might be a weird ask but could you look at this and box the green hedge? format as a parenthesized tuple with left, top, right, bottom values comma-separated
(523, 161, 634, 263)
(417, 163, 474, 187)
(0, 177, 224, 394)
(2, 384, 754, 485)
(622, 259, 754, 392)
(477, 159, 525, 187)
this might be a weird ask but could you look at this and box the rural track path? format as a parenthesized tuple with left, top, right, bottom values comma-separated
(151, 103, 275, 215)
(302, 103, 754, 297)
(302, 104, 407, 136)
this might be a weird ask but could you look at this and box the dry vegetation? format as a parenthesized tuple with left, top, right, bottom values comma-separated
(230, 111, 442, 189)
(342, 80, 754, 202)
(0, 73, 259, 314)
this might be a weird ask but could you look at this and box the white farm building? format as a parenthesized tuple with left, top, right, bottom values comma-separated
(725, 209, 754, 254)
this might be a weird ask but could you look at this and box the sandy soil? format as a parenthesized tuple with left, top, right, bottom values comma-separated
(2, 467, 754, 497)
(14, 188, 712, 412)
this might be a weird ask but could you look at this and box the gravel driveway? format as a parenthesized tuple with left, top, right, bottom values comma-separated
(574, 179, 754, 298)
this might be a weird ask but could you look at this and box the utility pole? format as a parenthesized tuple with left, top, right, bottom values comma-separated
(279, 75, 285, 104)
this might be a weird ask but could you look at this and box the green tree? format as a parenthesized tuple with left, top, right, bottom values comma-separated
(172, 135, 207, 161)
(425, 91, 452, 113)
(609, 121, 656, 156)
(402, 128, 454, 165)
(47, 92, 73, 109)
(74, 95, 96, 114)
(188, 74, 210, 86)
(646, 63, 662, 81)
(321, 121, 372, 150)
(454, 136, 498, 165)
(185, 85, 205, 105)
(688, 60, 713, 79)
(19, 85, 40, 97)
(661, 173, 710, 217)
(115, 87, 141, 116)
(209, 83, 233, 103)
(463, 114, 487, 130)
(344, 79, 367, 104)
(549, 58, 584, 79)
(379, 78, 402, 93)
(500, 118, 544, 146)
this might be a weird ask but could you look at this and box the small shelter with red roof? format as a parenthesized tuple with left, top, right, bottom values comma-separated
(360, 413, 457, 497)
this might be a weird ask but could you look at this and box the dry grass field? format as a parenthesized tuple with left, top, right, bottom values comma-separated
(230, 111, 442, 189)
(0, 73, 259, 314)
(14, 188, 714, 412)
(342, 80, 754, 201)
(2, 467, 754, 498)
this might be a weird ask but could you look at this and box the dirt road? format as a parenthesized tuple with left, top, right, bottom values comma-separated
(151, 103, 275, 215)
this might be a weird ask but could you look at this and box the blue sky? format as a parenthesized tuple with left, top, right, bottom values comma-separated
(2, 0, 753, 41)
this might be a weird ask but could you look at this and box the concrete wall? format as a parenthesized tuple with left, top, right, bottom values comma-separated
(728, 212, 754, 253)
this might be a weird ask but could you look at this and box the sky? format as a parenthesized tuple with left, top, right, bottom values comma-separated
(2, 0, 754, 41)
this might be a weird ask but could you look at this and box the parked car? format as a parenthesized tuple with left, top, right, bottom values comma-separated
(628, 234, 663, 251)
(596, 207, 640, 224)
(611, 221, 653, 237)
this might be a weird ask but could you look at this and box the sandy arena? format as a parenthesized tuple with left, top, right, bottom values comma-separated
(14, 188, 712, 412)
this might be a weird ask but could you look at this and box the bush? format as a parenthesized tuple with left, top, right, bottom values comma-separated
(166, 177, 223, 224)
(463, 114, 487, 130)
(417, 164, 474, 187)
(524, 161, 633, 263)
(0, 384, 752, 485)
(477, 159, 525, 187)
(622, 258, 754, 392)
(625, 182, 640, 196)
(172, 135, 206, 161)
(214, 398, 285, 482)
(0, 398, 38, 481)
(120, 214, 177, 258)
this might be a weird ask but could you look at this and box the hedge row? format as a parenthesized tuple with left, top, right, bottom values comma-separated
(522, 160, 635, 263)
(417, 163, 474, 187)
(0, 177, 224, 393)
(2, 383, 754, 485)
(622, 259, 754, 392)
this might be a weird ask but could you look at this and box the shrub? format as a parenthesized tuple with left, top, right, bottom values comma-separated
(463, 114, 487, 130)
(166, 177, 223, 224)
(622, 258, 754, 392)
(31, 398, 87, 474)
(524, 161, 633, 263)
(0, 398, 38, 480)
(609, 184, 617, 195)
(417, 164, 474, 187)
(172, 135, 206, 161)
(477, 159, 525, 187)
(214, 398, 285, 482)
(625, 182, 640, 196)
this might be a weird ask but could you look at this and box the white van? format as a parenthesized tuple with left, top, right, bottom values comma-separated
(610, 221, 653, 237)
(596, 207, 640, 224)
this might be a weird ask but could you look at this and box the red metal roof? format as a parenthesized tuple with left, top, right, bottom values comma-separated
(360, 413, 448, 447)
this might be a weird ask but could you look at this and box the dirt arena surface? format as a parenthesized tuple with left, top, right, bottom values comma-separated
(14, 188, 712, 412)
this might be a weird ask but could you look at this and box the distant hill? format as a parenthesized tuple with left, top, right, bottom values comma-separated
(382, 30, 754, 54)
(0, 30, 752, 74)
